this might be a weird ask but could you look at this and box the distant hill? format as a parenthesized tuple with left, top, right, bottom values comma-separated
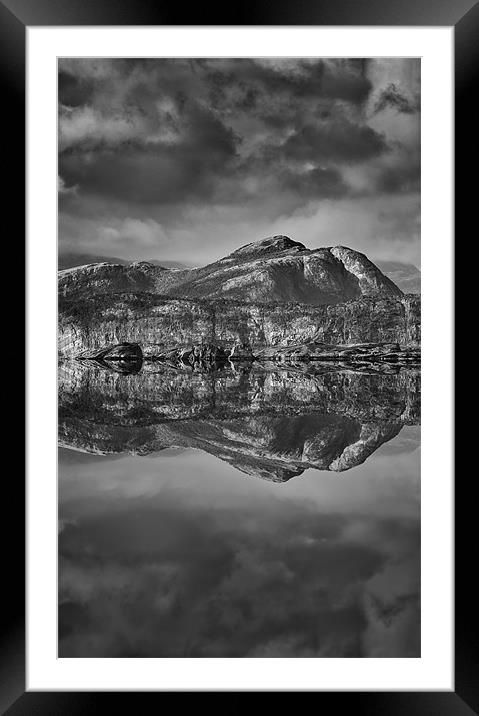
(59, 235, 403, 305)
(58, 253, 128, 270)
(376, 260, 420, 294)
(58, 252, 191, 270)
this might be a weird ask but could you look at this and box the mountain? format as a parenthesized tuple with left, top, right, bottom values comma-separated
(58, 253, 129, 270)
(376, 260, 421, 294)
(59, 236, 403, 304)
(143, 259, 193, 269)
(58, 252, 191, 271)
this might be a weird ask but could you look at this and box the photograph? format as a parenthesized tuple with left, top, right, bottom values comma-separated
(57, 57, 421, 659)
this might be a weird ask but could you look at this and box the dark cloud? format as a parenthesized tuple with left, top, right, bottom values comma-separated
(57, 58, 375, 208)
(374, 83, 420, 115)
(279, 165, 349, 199)
(204, 58, 372, 108)
(376, 161, 420, 194)
(57, 58, 420, 265)
(58, 70, 95, 108)
(282, 120, 388, 164)
(60, 102, 240, 204)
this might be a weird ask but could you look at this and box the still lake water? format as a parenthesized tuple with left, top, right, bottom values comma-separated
(58, 360, 420, 658)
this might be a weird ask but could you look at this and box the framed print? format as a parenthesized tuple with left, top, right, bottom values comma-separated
(3, 0, 468, 711)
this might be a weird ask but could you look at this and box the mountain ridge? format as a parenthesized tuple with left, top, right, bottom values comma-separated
(58, 252, 192, 271)
(59, 247, 419, 294)
(59, 235, 403, 305)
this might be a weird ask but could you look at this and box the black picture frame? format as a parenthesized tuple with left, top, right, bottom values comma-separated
(5, 0, 467, 712)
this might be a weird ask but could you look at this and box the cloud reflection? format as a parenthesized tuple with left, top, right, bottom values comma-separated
(59, 433, 420, 657)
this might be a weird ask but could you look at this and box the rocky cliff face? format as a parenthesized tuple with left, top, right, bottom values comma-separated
(58, 292, 420, 357)
(59, 360, 420, 480)
(58, 236, 403, 305)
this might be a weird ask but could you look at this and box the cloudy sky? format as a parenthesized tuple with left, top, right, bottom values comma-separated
(58, 58, 420, 267)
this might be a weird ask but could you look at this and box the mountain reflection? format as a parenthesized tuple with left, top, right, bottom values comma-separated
(59, 358, 421, 658)
(59, 359, 420, 481)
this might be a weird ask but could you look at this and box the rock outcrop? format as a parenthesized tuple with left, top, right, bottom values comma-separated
(58, 236, 403, 305)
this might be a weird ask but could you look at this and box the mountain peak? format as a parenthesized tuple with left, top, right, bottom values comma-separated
(59, 235, 403, 305)
(229, 235, 306, 258)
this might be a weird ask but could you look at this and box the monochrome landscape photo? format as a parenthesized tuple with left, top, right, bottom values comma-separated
(58, 58, 420, 658)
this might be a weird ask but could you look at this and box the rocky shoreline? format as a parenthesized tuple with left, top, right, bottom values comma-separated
(77, 339, 420, 370)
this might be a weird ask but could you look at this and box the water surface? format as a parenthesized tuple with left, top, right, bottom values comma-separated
(59, 361, 420, 657)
